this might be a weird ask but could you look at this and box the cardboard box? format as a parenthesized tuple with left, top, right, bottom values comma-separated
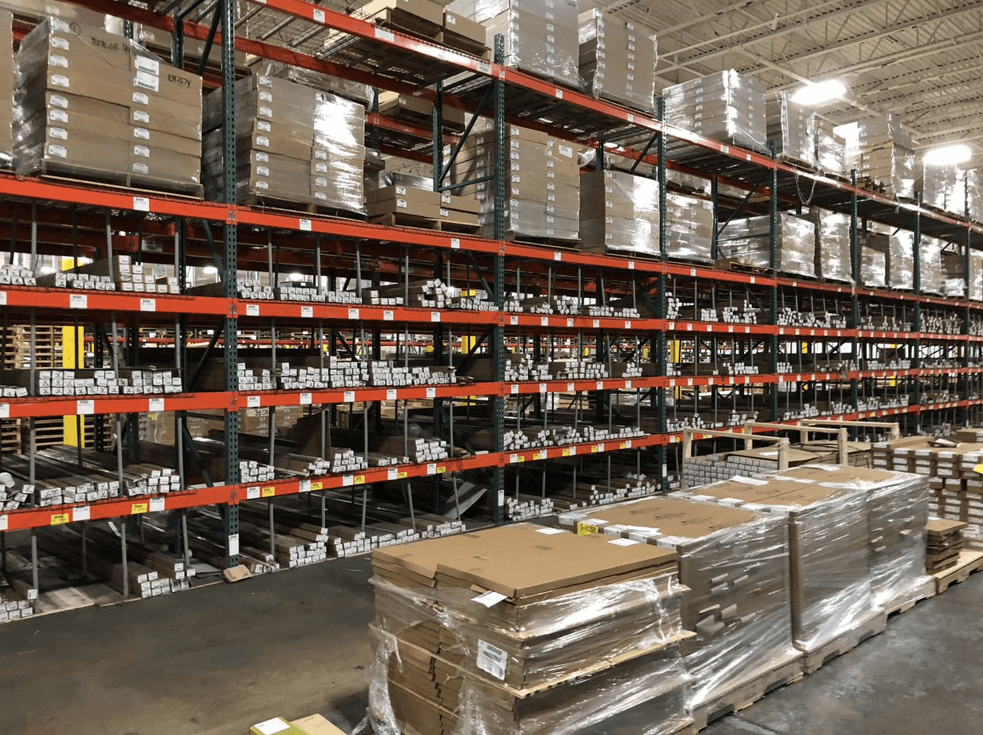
(443, 10, 485, 44)
(290, 714, 348, 735)
(360, 0, 443, 29)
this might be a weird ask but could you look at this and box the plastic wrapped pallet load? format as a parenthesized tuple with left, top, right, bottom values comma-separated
(663, 70, 767, 157)
(861, 241, 888, 289)
(717, 213, 815, 277)
(14, 17, 203, 195)
(202, 75, 365, 214)
(857, 114, 917, 199)
(578, 9, 657, 111)
(472, 0, 581, 89)
(579, 168, 659, 256)
(919, 236, 944, 296)
(557, 496, 801, 722)
(814, 210, 853, 283)
(919, 162, 967, 216)
(941, 251, 968, 298)
(366, 523, 694, 735)
(0, 9, 12, 168)
(677, 470, 886, 669)
(455, 122, 580, 241)
(766, 92, 815, 168)
(814, 115, 846, 177)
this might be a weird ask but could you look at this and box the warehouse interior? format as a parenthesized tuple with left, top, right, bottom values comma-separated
(2, 1, 983, 734)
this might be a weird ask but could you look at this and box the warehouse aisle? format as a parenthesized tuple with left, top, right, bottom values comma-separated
(1, 558, 980, 735)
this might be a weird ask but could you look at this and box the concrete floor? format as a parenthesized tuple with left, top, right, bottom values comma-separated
(1, 557, 980, 735)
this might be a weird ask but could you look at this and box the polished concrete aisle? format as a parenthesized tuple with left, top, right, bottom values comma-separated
(1, 554, 981, 735)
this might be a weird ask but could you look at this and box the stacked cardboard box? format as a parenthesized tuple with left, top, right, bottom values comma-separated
(888, 228, 915, 290)
(666, 192, 714, 262)
(471, 0, 581, 89)
(767, 92, 815, 168)
(0, 9, 11, 168)
(378, 91, 466, 132)
(579, 168, 659, 256)
(558, 497, 801, 715)
(679, 470, 885, 656)
(202, 75, 364, 214)
(14, 18, 203, 194)
(814, 115, 846, 177)
(926, 519, 966, 574)
(578, 9, 657, 111)
(454, 123, 580, 241)
(664, 70, 767, 155)
(814, 210, 853, 283)
(367, 524, 693, 735)
(717, 213, 815, 277)
(857, 115, 917, 199)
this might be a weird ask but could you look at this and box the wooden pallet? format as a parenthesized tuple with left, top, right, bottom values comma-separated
(800, 611, 888, 674)
(691, 654, 805, 730)
(884, 577, 936, 616)
(435, 29, 489, 59)
(502, 232, 580, 249)
(38, 163, 204, 199)
(238, 194, 366, 220)
(580, 242, 662, 259)
(933, 550, 983, 594)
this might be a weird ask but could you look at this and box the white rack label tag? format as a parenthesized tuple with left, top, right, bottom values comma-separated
(77, 399, 94, 415)
(148, 398, 165, 412)
(70, 294, 87, 309)
(301, 306, 313, 318)
(133, 196, 150, 212)
(139, 298, 156, 312)
(386, 389, 398, 400)
(427, 463, 437, 475)
(247, 396, 261, 408)
(375, 27, 394, 42)
(247, 486, 261, 500)
(343, 475, 354, 487)
(299, 218, 312, 231)
(348, 308, 360, 319)
(510, 316, 518, 325)
(0, 404, 9, 419)
(450, 238, 461, 249)
(312, 8, 325, 22)
(388, 468, 398, 481)
(541, 316, 549, 327)
(510, 384, 519, 394)
(245, 304, 260, 317)
(426, 387, 436, 399)
(0, 292, 6, 305)
(149, 497, 165, 512)
(72, 506, 90, 522)
(0, 515, 6, 531)
(539, 383, 547, 394)
(383, 310, 394, 321)
(300, 393, 312, 406)
(299, 479, 311, 493)
(344, 390, 356, 403)
(228, 534, 240, 556)
(431, 311, 441, 322)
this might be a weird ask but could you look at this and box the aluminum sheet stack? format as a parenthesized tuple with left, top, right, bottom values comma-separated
(717, 213, 815, 277)
(678, 470, 885, 658)
(455, 123, 580, 241)
(578, 9, 657, 111)
(857, 114, 917, 199)
(766, 92, 815, 168)
(367, 523, 693, 735)
(203, 74, 365, 214)
(664, 70, 767, 156)
(558, 496, 800, 717)
(14, 17, 203, 194)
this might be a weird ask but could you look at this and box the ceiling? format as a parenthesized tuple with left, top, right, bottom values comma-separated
(584, 0, 983, 154)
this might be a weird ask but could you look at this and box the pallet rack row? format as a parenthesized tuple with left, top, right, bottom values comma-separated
(0, 0, 982, 603)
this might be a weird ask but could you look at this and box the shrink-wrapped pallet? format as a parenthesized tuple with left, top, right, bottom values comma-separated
(578, 9, 656, 111)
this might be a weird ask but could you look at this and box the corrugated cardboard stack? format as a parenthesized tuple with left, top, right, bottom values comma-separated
(857, 114, 917, 199)
(666, 192, 714, 262)
(814, 210, 853, 283)
(781, 464, 930, 611)
(0, 9, 12, 168)
(366, 524, 694, 735)
(814, 115, 846, 176)
(557, 497, 801, 718)
(678, 470, 884, 661)
(454, 122, 580, 241)
(926, 519, 966, 574)
(664, 70, 767, 155)
(202, 74, 364, 214)
(469, 0, 581, 88)
(578, 9, 657, 111)
(14, 17, 203, 194)
(717, 213, 815, 277)
(767, 92, 814, 168)
(579, 168, 659, 256)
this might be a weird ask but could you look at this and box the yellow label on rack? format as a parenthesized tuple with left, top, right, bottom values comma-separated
(398, 472, 408, 479)
(50, 513, 70, 525)
(591, 445, 600, 453)
(436, 466, 446, 474)
(131, 503, 148, 515)
(577, 523, 599, 536)
(532, 452, 543, 461)
(517, 455, 525, 462)
(562, 448, 571, 457)
(619, 442, 627, 450)
(354, 475, 366, 485)
(311, 481, 323, 491)
(261, 487, 276, 498)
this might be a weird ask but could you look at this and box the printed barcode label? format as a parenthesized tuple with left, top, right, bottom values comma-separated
(477, 639, 507, 680)
(70, 294, 87, 309)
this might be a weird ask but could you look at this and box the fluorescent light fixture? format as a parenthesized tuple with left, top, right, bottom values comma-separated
(203, 265, 218, 275)
(791, 79, 846, 106)
(289, 272, 304, 282)
(924, 143, 972, 166)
